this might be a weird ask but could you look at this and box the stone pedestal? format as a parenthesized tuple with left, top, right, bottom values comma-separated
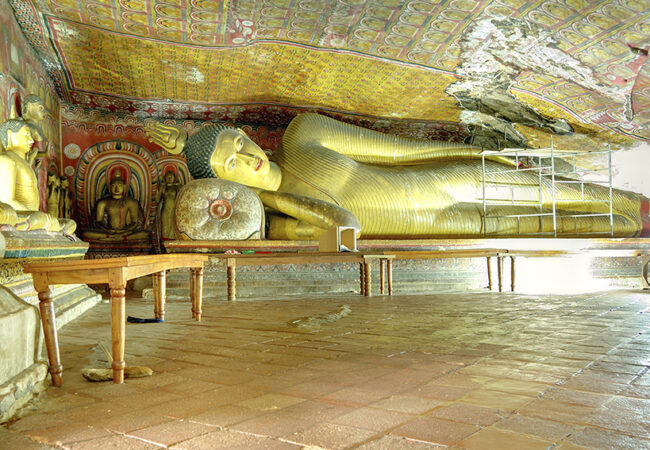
(0, 231, 101, 423)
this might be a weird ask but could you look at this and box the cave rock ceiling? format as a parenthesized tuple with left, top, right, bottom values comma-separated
(8, 0, 650, 149)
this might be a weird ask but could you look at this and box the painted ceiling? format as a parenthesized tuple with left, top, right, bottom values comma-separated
(8, 0, 650, 149)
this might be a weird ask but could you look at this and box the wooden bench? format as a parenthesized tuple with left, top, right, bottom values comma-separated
(210, 252, 394, 301)
(23, 254, 208, 386)
(385, 249, 507, 294)
(497, 249, 650, 292)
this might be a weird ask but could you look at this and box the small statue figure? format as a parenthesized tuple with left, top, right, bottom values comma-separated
(82, 169, 148, 241)
(59, 177, 73, 219)
(0, 119, 75, 233)
(46, 173, 60, 217)
(157, 169, 181, 240)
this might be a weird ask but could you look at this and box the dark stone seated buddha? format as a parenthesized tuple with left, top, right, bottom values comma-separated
(81, 172, 149, 241)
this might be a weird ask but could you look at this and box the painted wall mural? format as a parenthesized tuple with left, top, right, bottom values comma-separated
(1, 0, 62, 212)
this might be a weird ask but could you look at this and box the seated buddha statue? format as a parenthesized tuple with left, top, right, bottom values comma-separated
(146, 113, 650, 239)
(0, 119, 76, 233)
(82, 169, 149, 241)
(21, 95, 46, 166)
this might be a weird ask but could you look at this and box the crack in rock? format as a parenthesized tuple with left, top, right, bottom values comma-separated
(447, 16, 643, 149)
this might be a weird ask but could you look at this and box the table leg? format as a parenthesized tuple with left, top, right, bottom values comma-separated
(227, 258, 236, 301)
(153, 271, 166, 320)
(387, 259, 393, 296)
(497, 256, 503, 293)
(641, 255, 650, 289)
(364, 260, 372, 296)
(359, 262, 365, 295)
(190, 267, 204, 321)
(486, 257, 493, 290)
(510, 256, 515, 292)
(380, 259, 385, 294)
(37, 286, 63, 387)
(110, 287, 126, 384)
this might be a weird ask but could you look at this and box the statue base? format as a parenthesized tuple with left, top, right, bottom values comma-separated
(0, 231, 101, 424)
(83, 235, 153, 258)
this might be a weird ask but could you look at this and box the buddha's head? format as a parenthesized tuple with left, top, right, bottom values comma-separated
(184, 124, 280, 191)
(23, 95, 45, 122)
(163, 170, 176, 184)
(109, 170, 126, 199)
(0, 119, 34, 154)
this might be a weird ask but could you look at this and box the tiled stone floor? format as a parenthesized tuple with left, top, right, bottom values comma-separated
(2, 289, 650, 449)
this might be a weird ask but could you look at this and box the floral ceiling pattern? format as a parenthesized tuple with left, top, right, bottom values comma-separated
(7, 0, 650, 149)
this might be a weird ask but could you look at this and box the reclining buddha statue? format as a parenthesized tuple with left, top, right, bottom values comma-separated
(146, 113, 649, 240)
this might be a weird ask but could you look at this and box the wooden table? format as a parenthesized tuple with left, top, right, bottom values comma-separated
(499, 249, 650, 292)
(23, 254, 208, 386)
(210, 252, 394, 301)
(386, 249, 507, 292)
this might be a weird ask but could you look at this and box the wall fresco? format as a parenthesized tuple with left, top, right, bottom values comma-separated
(1, 0, 62, 212)
(7, 0, 648, 149)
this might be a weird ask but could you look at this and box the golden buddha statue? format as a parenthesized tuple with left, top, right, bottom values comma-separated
(147, 113, 649, 239)
(157, 169, 181, 239)
(0, 119, 75, 233)
(82, 169, 149, 241)
(21, 95, 46, 166)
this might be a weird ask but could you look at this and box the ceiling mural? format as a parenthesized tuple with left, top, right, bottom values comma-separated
(7, 0, 650, 149)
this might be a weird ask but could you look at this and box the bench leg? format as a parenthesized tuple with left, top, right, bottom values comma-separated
(642, 256, 650, 289)
(486, 257, 493, 290)
(380, 259, 385, 294)
(36, 285, 63, 387)
(110, 287, 126, 384)
(191, 267, 203, 321)
(153, 271, 166, 320)
(497, 256, 503, 292)
(510, 256, 515, 292)
(387, 259, 393, 296)
(364, 260, 372, 296)
(227, 258, 236, 301)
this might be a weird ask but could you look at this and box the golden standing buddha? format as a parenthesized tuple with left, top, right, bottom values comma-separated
(147, 114, 649, 239)
(157, 170, 181, 239)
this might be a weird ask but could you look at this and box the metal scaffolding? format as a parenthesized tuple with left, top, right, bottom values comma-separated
(480, 141, 613, 237)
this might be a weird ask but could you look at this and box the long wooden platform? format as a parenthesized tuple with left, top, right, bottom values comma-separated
(210, 252, 394, 300)
(168, 238, 650, 295)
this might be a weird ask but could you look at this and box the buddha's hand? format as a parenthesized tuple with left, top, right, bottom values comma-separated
(145, 121, 188, 155)
(0, 202, 19, 229)
(258, 191, 360, 233)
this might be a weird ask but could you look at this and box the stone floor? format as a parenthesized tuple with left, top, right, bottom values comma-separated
(2, 289, 650, 449)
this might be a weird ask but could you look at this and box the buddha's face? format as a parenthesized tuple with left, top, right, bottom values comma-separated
(7, 125, 34, 153)
(25, 102, 45, 122)
(164, 171, 176, 184)
(210, 129, 272, 189)
(110, 179, 126, 199)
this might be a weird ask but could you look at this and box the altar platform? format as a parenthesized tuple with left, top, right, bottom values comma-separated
(155, 238, 650, 300)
